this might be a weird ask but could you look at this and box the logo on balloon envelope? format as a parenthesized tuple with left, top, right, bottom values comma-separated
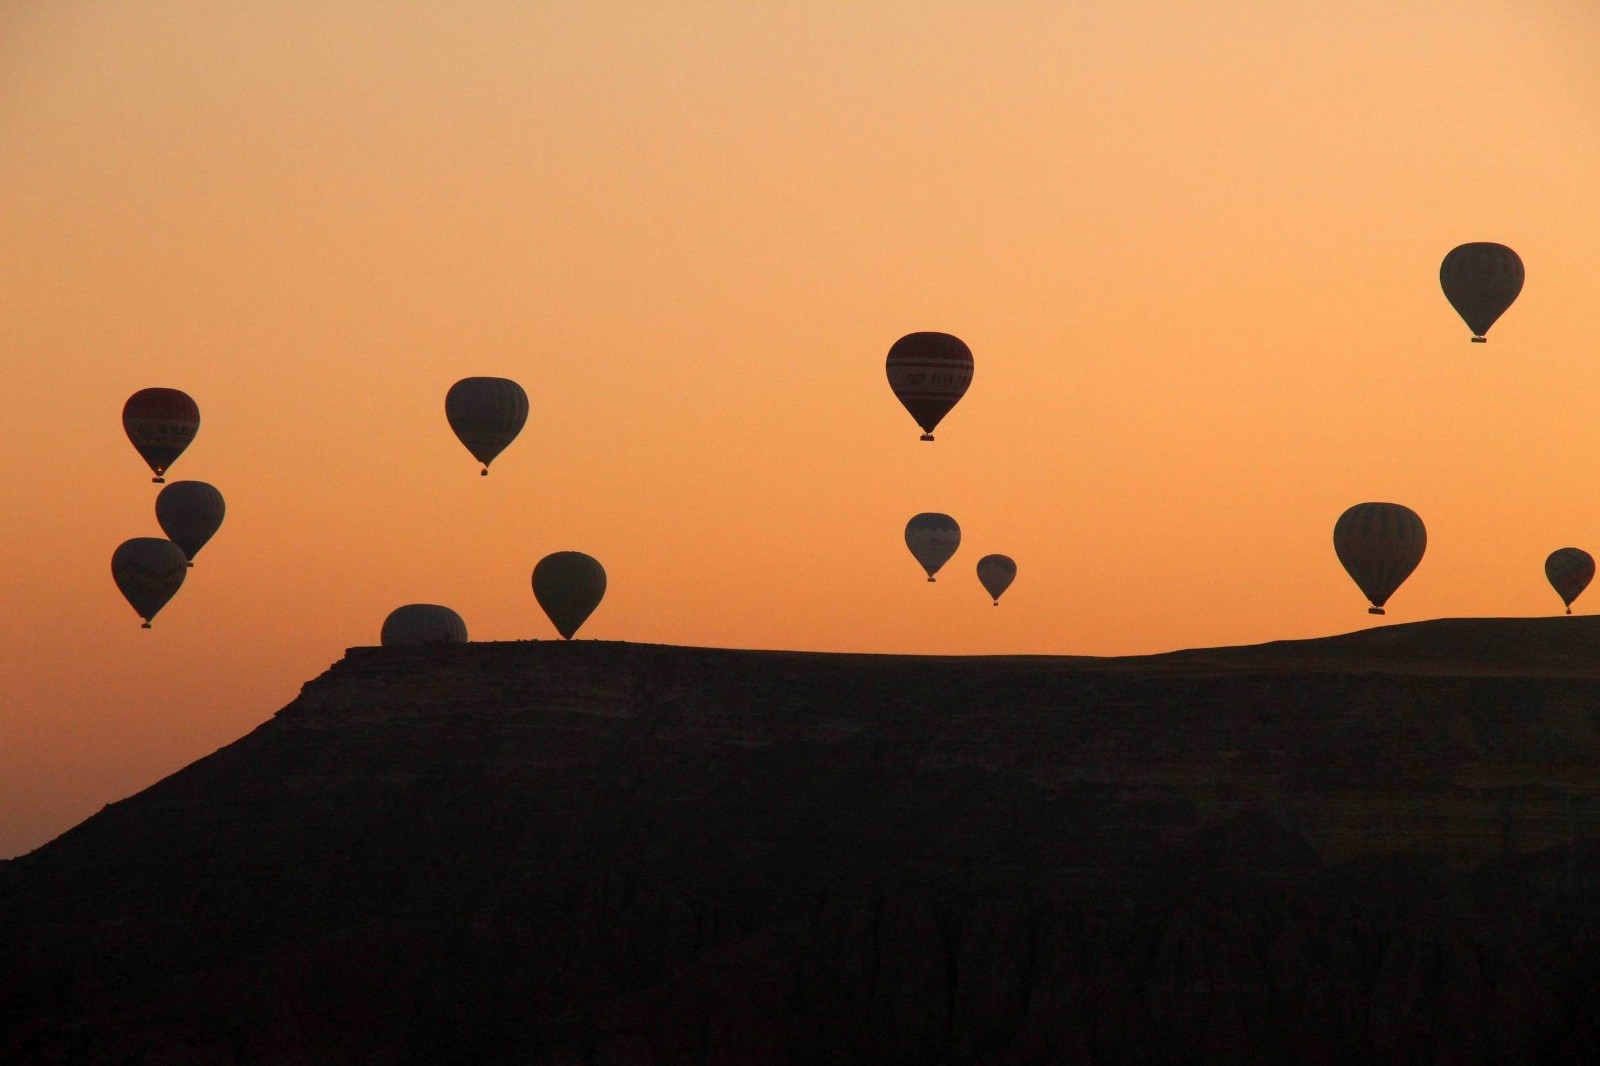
(886, 332, 973, 441)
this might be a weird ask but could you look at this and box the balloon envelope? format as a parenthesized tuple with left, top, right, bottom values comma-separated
(976, 554, 1017, 604)
(446, 377, 528, 474)
(533, 551, 606, 639)
(1545, 548, 1594, 614)
(1333, 503, 1426, 614)
(111, 537, 188, 627)
(1439, 243, 1523, 341)
(905, 513, 960, 581)
(123, 388, 199, 482)
(885, 333, 973, 440)
(381, 604, 469, 646)
(155, 481, 225, 564)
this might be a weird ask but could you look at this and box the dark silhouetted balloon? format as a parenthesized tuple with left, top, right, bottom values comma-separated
(905, 513, 960, 581)
(446, 377, 529, 475)
(886, 332, 973, 441)
(155, 481, 225, 566)
(1333, 503, 1426, 615)
(1440, 243, 1523, 342)
(123, 388, 199, 483)
(976, 554, 1017, 605)
(111, 538, 188, 628)
(381, 604, 469, 646)
(533, 551, 606, 639)
(1545, 548, 1594, 615)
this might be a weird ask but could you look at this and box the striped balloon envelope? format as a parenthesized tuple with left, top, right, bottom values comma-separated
(1544, 548, 1594, 615)
(445, 377, 529, 475)
(123, 388, 200, 483)
(885, 332, 973, 441)
(1439, 243, 1523, 342)
(1333, 503, 1426, 615)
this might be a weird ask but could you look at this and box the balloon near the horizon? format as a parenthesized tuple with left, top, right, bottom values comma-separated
(1439, 243, 1524, 342)
(155, 482, 225, 567)
(123, 388, 200, 483)
(1333, 503, 1426, 615)
(445, 377, 529, 475)
(111, 538, 188, 628)
(976, 555, 1017, 605)
(533, 552, 607, 640)
(905, 513, 960, 582)
(885, 332, 973, 441)
(1544, 548, 1594, 615)
(381, 604, 469, 646)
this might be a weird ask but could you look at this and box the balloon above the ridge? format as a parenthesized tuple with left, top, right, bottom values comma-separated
(1333, 503, 1425, 615)
(977, 554, 1017, 605)
(533, 552, 606, 640)
(382, 604, 469, 646)
(1545, 548, 1594, 614)
(1440, 243, 1523, 342)
(886, 332, 973, 441)
(446, 377, 528, 475)
(155, 481, 225, 566)
(111, 538, 188, 628)
(905, 513, 960, 582)
(123, 388, 199, 483)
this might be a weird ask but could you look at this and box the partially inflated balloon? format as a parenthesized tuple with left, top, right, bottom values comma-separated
(905, 513, 960, 582)
(381, 604, 469, 646)
(446, 377, 529, 475)
(533, 552, 606, 639)
(1440, 243, 1523, 342)
(155, 481, 225, 566)
(1333, 503, 1426, 614)
(111, 538, 188, 628)
(976, 554, 1017, 605)
(1545, 548, 1594, 615)
(123, 388, 199, 483)
(886, 333, 973, 441)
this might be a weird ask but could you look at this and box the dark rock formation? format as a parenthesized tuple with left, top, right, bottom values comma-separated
(7, 617, 1600, 1063)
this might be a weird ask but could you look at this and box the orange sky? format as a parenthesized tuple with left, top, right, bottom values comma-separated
(3, 1, 1599, 857)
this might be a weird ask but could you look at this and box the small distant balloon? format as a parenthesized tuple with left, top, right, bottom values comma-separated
(1545, 548, 1594, 615)
(446, 377, 529, 475)
(976, 554, 1017, 605)
(155, 481, 225, 566)
(1439, 243, 1523, 342)
(905, 513, 960, 582)
(533, 551, 606, 639)
(381, 604, 469, 646)
(1333, 503, 1426, 615)
(885, 332, 973, 441)
(123, 388, 199, 483)
(111, 537, 188, 628)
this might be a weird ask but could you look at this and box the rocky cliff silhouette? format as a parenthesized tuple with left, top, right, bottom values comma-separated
(6, 617, 1600, 1064)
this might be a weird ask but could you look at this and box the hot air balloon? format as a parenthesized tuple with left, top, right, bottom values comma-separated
(976, 554, 1017, 605)
(1333, 503, 1426, 615)
(155, 481, 225, 566)
(1545, 548, 1594, 615)
(123, 388, 200, 483)
(1440, 243, 1523, 342)
(905, 513, 960, 582)
(381, 604, 469, 646)
(446, 377, 528, 475)
(533, 551, 606, 639)
(886, 332, 973, 441)
(111, 538, 188, 628)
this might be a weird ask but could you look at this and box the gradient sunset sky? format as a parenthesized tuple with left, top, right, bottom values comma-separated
(3, 1, 1599, 857)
